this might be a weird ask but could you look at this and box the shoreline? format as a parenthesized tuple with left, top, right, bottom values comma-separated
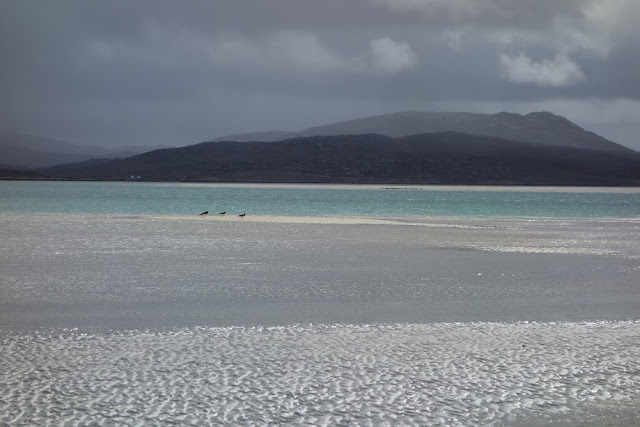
(4, 178, 640, 192)
(2, 211, 640, 225)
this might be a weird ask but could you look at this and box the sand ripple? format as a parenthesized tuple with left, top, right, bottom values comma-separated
(1, 321, 639, 425)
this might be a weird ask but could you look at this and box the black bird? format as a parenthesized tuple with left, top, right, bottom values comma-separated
(199, 210, 209, 216)
(238, 213, 246, 218)
(219, 211, 226, 215)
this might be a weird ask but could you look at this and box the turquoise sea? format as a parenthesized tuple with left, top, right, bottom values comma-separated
(1, 181, 639, 217)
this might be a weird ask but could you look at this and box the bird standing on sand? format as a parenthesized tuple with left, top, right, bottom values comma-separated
(219, 211, 226, 215)
(238, 213, 246, 218)
(199, 210, 208, 216)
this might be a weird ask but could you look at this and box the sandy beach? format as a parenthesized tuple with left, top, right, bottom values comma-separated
(1, 213, 639, 424)
(2, 213, 639, 326)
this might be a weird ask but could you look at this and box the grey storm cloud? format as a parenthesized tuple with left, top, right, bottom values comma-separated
(498, 53, 585, 87)
(1, 0, 639, 149)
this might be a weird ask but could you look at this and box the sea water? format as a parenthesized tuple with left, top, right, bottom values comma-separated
(1, 181, 640, 425)
(1, 180, 640, 217)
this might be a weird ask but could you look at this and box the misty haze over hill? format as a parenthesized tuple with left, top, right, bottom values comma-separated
(0, 130, 172, 169)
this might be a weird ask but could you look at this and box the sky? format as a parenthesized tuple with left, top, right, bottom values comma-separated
(1, 0, 639, 150)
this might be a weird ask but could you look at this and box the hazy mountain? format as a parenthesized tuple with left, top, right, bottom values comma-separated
(0, 130, 171, 169)
(0, 168, 51, 179)
(0, 131, 107, 169)
(9, 110, 637, 184)
(210, 130, 295, 142)
(41, 133, 640, 186)
(212, 111, 631, 153)
(5, 110, 629, 171)
(106, 145, 175, 159)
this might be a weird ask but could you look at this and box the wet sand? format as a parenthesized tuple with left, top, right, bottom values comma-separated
(1, 213, 639, 328)
(1, 213, 639, 424)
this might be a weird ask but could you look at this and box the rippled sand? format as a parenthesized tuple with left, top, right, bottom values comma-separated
(2, 321, 639, 426)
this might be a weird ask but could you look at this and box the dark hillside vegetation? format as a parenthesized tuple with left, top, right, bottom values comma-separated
(41, 132, 640, 186)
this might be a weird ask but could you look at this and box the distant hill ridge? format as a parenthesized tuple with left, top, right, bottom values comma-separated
(42, 132, 640, 185)
(212, 111, 630, 153)
(0, 130, 172, 169)
(3, 110, 636, 181)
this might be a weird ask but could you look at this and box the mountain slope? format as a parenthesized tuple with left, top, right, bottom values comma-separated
(295, 111, 631, 152)
(211, 111, 631, 153)
(42, 132, 640, 185)
(0, 130, 172, 169)
(209, 130, 295, 142)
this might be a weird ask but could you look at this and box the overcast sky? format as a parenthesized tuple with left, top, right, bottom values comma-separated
(1, 0, 639, 149)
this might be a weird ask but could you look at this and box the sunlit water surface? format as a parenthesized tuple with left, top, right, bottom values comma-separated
(1, 182, 639, 425)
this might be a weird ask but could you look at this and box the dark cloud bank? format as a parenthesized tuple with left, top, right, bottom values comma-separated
(1, 1, 639, 149)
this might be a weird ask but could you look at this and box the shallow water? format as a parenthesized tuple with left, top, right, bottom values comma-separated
(1, 197, 640, 424)
(2, 181, 640, 217)
(2, 214, 639, 329)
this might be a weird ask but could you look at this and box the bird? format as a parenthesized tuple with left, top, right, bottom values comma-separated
(199, 210, 209, 216)
(219, 211, 226, 215)
(238, 213, 246, 218)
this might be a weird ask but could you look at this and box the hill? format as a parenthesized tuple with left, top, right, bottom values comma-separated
(41, 132, 640, 186)
(212, 111, 632, 153)
(0, 130, 171, 169)
(209, 130, 295, 143)
(0, 169, 51, 180)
